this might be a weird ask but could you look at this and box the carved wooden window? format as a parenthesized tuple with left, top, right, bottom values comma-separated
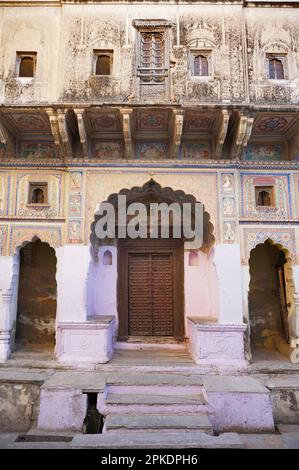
(94, 50, 113, 76)
(255, 186, 275, 207)
(28, 183, 48, 204)
(139, 32, 165, 83)
(193, 55, 209, 76)
(17, 52, 37, 78)
(266, 55, 287, 80)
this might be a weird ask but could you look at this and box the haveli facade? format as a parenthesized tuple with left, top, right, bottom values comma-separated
(0, 0, 299, 369)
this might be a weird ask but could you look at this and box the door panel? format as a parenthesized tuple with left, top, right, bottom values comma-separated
(128, 252, 174, 337)
(128, 254, 152, 336)
(152, 254, 173, 336)
(118, 239, 184, 341)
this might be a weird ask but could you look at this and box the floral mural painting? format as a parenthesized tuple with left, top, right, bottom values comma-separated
(245, 144, 282, 161)
(135, 142, 168, 159)
(180, 142, 210, 159)
(93, 141, 123, 159)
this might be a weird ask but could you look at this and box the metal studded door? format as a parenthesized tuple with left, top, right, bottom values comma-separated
(128, 252, 174, 336)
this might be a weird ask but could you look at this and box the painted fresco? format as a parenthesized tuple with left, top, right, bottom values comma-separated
(92, 141, 123, 159)
(180, 142, 210, 159)
(135, 142, 168, 159)
(20, 142, 58, 159)
(245, 144, 282, 161)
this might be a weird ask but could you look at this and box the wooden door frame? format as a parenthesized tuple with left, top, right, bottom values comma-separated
(117, 238, 184, 341)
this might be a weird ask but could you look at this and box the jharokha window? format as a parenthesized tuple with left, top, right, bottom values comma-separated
(140, 32, 165, 83)
(255, 186, 275, 207)
(266, 55, 286, 80)
(28, 183, 48, 205)
(16, 52, 37, 78)
(193, 54, 209, 77)
(94, 50, 113, 76)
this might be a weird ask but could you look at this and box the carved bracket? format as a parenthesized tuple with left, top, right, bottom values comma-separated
(74, 108, 88, 157)
(57, 109, 72, 158)
(45, 108, 63, 158)
(120, 108, 133, 159)
(172, 109, 184, 159)
(231, 112, 254, 159)
(214, 109, 230, 158)
(0, 115, 15, 155)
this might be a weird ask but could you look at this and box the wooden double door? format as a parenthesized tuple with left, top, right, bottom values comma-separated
(118, 239, 184, 341)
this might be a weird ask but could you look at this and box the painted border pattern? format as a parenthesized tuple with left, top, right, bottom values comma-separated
(220, 172, 238, 244)
(0, 225, 8, 255)
(242, 227, 296, 264)
(67, 171, 84, 244)
(9, 225, 62, 255)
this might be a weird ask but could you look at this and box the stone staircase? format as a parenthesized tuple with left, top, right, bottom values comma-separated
(99, 373, 213, 435)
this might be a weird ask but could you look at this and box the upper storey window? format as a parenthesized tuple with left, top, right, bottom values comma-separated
(189, 50, 211, 77)
(140, 32, 165, 83)
(266, 55, 286, 80)
(255, 186, 275, 207)
(94, 50, 113, 76)
(193, 54, 209, 76)
(28, 183, 48, 205)
(16, 52, 37, 78)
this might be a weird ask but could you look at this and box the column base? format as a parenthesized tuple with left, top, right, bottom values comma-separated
(0, 330, 11, 362)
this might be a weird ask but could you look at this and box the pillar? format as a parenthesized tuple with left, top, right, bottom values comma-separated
(0, 255, 20, 361)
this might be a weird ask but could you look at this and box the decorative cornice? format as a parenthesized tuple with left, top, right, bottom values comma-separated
(0, 159, 299, 171)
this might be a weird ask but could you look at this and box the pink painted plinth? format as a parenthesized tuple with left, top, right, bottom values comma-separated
(188, 318, 248, 368)
(56, 316, 115, 364)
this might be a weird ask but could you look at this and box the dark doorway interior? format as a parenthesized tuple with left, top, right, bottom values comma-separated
(16, 239, 57, 350)
(248, 240, 288, 351)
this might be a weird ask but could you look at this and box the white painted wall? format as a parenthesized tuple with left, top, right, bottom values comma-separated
(90, 246, 118, 317)
(56, 245, 91, 323)
(213, 244, 244, 325)
(184, 250, 219, 321)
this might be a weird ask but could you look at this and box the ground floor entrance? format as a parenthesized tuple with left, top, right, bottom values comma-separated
(117, 239, 184, 341)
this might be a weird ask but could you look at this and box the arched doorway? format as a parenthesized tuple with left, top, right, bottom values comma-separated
(248, 239, 291, 354)
(15, 238, 57, 351)
(90, 179, 215, 343)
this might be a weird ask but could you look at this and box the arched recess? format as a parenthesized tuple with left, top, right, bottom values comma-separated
(90, 178, 215, 260)
(90, 179, 215, 341)
(248, 238, 295, 358)
(14, 237, 57, 352)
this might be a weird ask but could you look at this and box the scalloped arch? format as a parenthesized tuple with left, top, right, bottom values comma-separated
(90, 179, 215, 261)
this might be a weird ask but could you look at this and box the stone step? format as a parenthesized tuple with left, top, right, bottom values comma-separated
(71, 431, 244, 449)
(103, 412, 213, 434)
(106, 373, 205, 395)
(101, 393, 207, 414)
(106, 373, 204, 386)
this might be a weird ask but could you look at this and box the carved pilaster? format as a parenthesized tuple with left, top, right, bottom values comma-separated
(120, 108, 133, 159)
(289, 292, 299, 364)
(0, 115, 15, 156)
(74, 108, 88, 157)
(0, 289, 13, 362)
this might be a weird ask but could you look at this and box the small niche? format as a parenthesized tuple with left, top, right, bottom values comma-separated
(189, 251, 199, 266)
(83, 393, 103, 434)
(103, 249, 112, 266)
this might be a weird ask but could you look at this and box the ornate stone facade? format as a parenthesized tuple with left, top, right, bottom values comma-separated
(0, 0, 299, 367)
